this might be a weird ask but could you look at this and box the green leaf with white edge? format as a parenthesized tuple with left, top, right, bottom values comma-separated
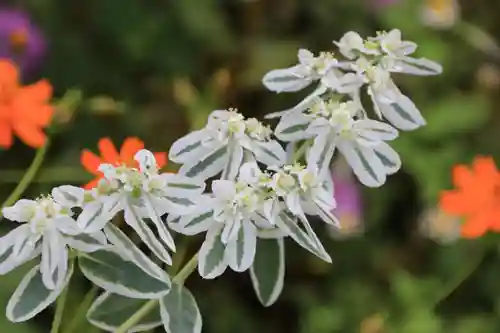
(252, 140, 286, 167)
(221, 143, 243, 180)
(370, 89, 425, 131)
(78, 248, 171, 299)
(198, 227, 227, 279)
(275, 113, 312, 142)
(338, 141, 386, 188)
(164, 174, 206, 198)
(307, 133, 336, 178)
(64, 232, 107, 253)
(6, 261, 74, 322)
(276, 212, 331, 263)
(373, 142, 401, 175)
(177, 206, 214, 236)
(169, 130, 210, 164)
(225, 221, 257, 272)
(180, 145, 228, 179)
(124, 203, 173, 265)
(397, 56, 443, 76)
(250, 238, 285, 307)
(160, 283, 202, 333)
(87, 292, 162, 332)
(104, 224, 166, 280)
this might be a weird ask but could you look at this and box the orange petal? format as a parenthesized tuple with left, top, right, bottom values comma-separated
(472, 156, 498, 177)
(16, 79, 53, 103)
(81, 150, 103, 175)
(98, 137, 120, 164)
(120, 137, 144, 163)
(452, 165, 473, 188)
(12, 122, 47, 148)
(14, 104, 54, 126)
(439, 190, 474, 215)
(0, 59, 19, 88)
(154, 152, 167, 168)
(83, 177, 101, 190)
(0, 122, 13, 148)
(460, 213, 491, 238)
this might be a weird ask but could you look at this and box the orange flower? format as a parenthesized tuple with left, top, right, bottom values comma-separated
(80, 137, 167, 189)
(0, 59, 53, 148)
(439, 156, 500, 238)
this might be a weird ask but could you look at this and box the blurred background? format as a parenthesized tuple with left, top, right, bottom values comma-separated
(2, 0, 500, 332)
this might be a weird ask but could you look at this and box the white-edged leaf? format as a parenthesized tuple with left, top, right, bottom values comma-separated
(198, 226, 227, 279)
(275, 113, 312, 142)
(251, 140, 286, 167)
(169, 130, 212, 164)
(394, 56, 443, 76)
(160, 283, 202, 333)
(77, 201, 106, 233)
(176, 207, 215, 236)
(164, 174, 206, 198)
(64, 232, 107, 253)
(265, 84, 327, 119)
(124, 203, 172, 265)
(373, 142, 401, 175)
(354, 119, 399, 142)
(262, 65, 312, 93)
(143, 194, 176, 252)
(250, 238, 285, 307)
(338, 141, 386, 187)
(179, 145, 228, 180)
(307, 133, 336, 178)
(78, 248, 170, 299)
(371, 89, 426, 131)
(221, 143, 243, 180)
(104, 224, 166, 280)
(275, 212, 331, 263)
(87, 292, 162, 333)
(6, 261, 74, 322)
(225, 221, 257, 272)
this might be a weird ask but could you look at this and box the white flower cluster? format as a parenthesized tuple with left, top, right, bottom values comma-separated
(263, 29, 442, 187)
(0, 29, 442, 333)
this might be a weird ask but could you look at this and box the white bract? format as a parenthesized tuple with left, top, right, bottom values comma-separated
(169, 109, 286, 180)
(0, 192, 106, 290)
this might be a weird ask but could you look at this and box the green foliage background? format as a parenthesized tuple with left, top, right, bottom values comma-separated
(2, 0, 500, 332)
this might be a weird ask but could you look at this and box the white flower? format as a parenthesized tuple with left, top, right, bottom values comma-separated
(269, 164, 339, 226)
(262, 49, 339, 93)
(93, 149, 205, 265)
(169, 109, 286, 180)
(350, 58, 429, 131)
(0, 193, 106, 290)
(375, 29, 417, 58)
(334, 31, 379, 59)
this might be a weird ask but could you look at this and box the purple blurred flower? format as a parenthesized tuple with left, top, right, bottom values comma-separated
(0, 8, 46, 76)
(329, 161, 363, 239)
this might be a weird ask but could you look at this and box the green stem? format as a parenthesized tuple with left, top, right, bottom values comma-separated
(293, 140, 311, 162)
(433, 249, 485, 307)
(50, 273, 71, 333)
(115, 254, 198, 333)
(0, 167, 90, 183)
(64, 286, 98, 333)
(0, 140, 50, 221)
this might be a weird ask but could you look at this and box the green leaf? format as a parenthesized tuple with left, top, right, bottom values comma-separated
(276, 212, 331, 263)
(160, 283, 202, 333)
(250, 238, 285, 307)
(87, 292, 162, 332)
(78, 248, 170, 299)
(6, 261, 74, 322)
